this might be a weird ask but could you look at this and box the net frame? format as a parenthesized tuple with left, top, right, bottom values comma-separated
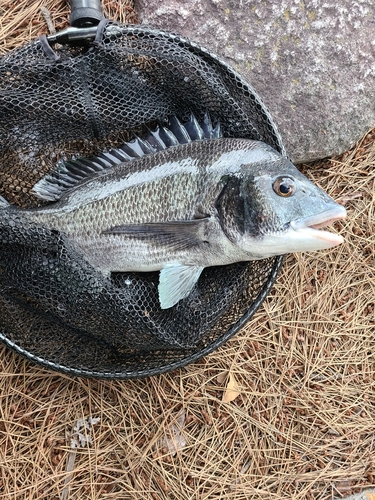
(0, 21, 285, 378)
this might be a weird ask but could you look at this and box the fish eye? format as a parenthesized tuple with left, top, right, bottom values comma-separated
(272, 177, 297, 197)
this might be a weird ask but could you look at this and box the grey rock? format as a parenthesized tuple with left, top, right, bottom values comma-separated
(135, 0, 375, 163)
(333, 489, 375, 500)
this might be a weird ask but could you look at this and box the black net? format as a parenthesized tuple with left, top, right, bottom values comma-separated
(0, 21, 284, 378)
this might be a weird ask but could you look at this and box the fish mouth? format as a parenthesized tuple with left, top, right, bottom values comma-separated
(290, 206, 347, 246)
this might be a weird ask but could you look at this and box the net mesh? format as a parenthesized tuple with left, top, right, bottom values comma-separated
(0, 21, 284, 378)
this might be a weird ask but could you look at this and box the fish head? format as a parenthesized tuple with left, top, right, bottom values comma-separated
(217, 150, 346, 259)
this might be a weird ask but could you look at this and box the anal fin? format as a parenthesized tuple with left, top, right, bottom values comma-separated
(0, 195, 10, 208)
(159, 263, 204, 309)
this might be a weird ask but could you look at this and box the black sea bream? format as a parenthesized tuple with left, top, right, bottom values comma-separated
(0, 115, 346, 309)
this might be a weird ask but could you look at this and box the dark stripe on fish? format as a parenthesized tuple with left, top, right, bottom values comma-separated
(215, 176, 245, 242)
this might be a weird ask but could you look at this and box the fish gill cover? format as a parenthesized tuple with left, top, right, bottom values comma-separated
(0, 21, 287, 378)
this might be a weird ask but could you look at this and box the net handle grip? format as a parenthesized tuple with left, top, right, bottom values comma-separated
(70, 0, 104, 27)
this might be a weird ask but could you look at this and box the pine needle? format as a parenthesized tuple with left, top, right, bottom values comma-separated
(0, 3, 374, 499)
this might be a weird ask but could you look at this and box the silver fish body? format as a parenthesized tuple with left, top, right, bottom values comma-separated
(0, 127, 346, 309)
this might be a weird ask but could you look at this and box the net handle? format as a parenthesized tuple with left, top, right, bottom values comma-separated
(70, 0, 104, 27)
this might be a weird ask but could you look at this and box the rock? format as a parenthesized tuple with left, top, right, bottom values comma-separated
(333, 489, 375, 500)
(135, 0, 375, 163)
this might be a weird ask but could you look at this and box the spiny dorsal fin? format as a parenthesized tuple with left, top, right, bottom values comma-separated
(32, 113, 222, 202)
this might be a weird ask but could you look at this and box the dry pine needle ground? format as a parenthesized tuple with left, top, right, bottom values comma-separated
(0, 2, 374, 499)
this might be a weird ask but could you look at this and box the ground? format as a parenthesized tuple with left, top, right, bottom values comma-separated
(0, 2, 374, 499)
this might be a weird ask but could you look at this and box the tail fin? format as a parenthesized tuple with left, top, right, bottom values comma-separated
(0, 195, 9, 209)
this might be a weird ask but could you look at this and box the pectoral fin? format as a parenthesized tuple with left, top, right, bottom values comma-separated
(159, 263, 204, 309)
(102, 219, 210, 252)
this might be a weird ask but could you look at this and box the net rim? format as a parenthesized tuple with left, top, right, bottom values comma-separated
(0, 23, 286, 378)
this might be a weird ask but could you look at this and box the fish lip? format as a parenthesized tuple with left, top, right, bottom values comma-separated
(289, 205, 347, 246)
(290, 206, 347, 231)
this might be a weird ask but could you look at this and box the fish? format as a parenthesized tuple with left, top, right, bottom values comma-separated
(0, 114, 346, 309)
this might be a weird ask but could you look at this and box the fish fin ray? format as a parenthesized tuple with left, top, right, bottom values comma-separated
(159, 263, 204, 309)
(212, 121, 221, 138)
(143, 125, 168, 151)
(32, 113, 222, 202)
(202, 112, 214, 138)
(168, 116, 191, 144)
(0, 195, 10, 208)
(158, 125, 180, 147)
(185, 113, 205, 141)
(102, 219, 210, 252)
